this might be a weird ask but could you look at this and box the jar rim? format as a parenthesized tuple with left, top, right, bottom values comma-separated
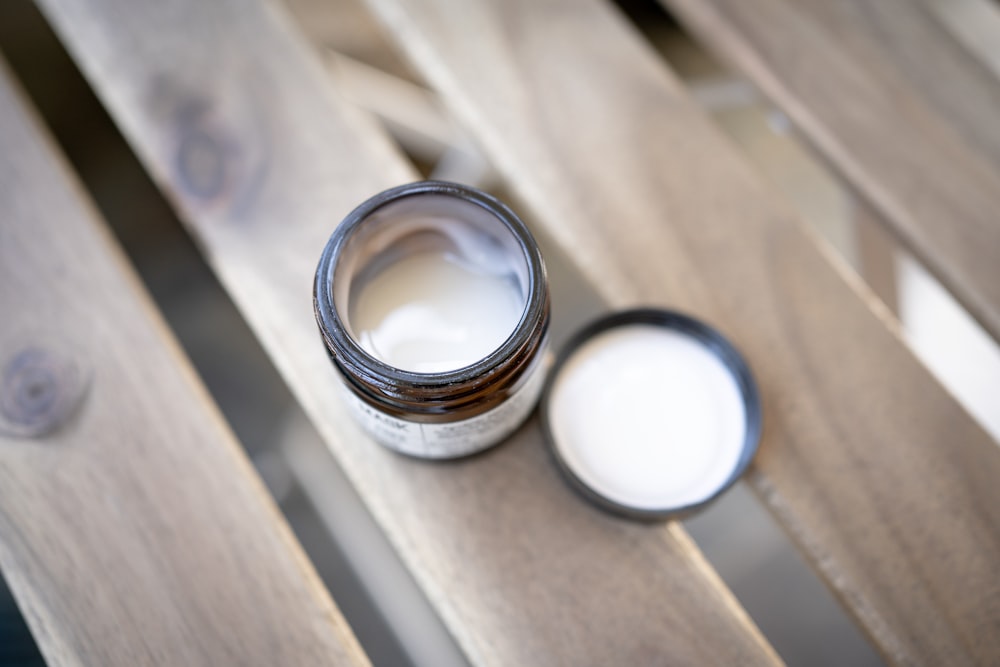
(314, 180, 549, 393)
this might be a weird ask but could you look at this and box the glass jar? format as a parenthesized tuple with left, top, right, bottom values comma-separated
(314, 181, 550, 459)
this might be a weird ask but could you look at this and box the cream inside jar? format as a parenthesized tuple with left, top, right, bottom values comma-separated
(334, 193, 530, 373)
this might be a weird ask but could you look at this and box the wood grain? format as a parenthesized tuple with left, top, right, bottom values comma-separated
(662, 0, 1000, 344)
(36, 0, 781, 664)
(358, 0, 1000, 664)
(0, 62, 368, 667)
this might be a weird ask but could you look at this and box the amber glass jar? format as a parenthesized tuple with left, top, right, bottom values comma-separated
(314, 181, 550, 458)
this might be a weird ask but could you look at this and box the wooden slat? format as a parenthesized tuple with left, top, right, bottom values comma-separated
(36, 0, 781, 664)
(358, 0, 1000, 664)
(925, 0, 1000, 82)
(0, 62, 368, 667)
(661, 0, 1000, 344)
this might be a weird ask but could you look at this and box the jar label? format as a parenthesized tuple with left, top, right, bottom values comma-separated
(340, 358, 548, 458)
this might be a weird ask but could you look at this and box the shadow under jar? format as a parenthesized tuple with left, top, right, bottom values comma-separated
(314, 181, 550, 459)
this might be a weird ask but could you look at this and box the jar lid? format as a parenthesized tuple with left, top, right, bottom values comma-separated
(540, 308, 761, 520)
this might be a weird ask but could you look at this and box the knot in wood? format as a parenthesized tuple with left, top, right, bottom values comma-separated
(1, 346, 88, 438)
(169, 92, 268, 219)
(174, 104, 234, 202)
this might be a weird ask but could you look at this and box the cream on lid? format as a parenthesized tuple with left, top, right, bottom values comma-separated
(547, 324, 748, 512)
(350, 243, 524, 374)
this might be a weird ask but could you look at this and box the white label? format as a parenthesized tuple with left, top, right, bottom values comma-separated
(341, 358, 547, 458)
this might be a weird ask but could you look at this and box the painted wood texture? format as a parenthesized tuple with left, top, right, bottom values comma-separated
(662, 0, 1000, 344)
(36, 0, 781, 664)
(359, 0, 1000, 664)
(0, 62, 368, 667)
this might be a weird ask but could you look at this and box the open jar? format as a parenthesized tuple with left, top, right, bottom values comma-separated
(314, 181, 550, 459)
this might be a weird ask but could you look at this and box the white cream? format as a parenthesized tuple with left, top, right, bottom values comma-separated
(548, 324, 748, 511)
(350, 248, 524, 373)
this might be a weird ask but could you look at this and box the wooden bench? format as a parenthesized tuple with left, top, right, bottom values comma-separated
(2, 0, 998, 664)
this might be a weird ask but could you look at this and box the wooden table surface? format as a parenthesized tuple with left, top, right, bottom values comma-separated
(1, 0, 998, 665)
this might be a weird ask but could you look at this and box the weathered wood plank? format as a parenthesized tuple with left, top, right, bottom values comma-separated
(36, 0, 781, 664)
(662, 0, 1000, 344)
(924, 0, 1000, 82)
(0, 61, 368, 667)
(359, 0, 1000, 664)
